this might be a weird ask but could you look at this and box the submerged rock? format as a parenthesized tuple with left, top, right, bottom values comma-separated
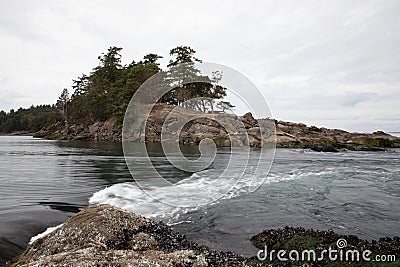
(10, 205, 247, 267)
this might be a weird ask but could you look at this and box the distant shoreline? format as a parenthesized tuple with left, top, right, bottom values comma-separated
(0, 131, 34, 136)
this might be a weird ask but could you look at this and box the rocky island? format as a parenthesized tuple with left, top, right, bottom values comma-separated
(1, 46, 398, 152)
(34, 104, 400, 152)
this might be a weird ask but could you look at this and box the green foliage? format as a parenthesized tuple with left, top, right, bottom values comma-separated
(0, 105, 61, 133)
(167, 46, 201, 67)
(68, 46, 162, 125)
(162, 46, 227, 111)
(392, 139, 400, 148)
(1, 45, 229, 133)
(364, 138, 393, 147)
(274, 235, 322, 250)
(217, 101, 235, 112)
(56, 88, 70, 126)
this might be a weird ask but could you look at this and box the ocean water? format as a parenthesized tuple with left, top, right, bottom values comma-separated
(0, 136, 399, 264)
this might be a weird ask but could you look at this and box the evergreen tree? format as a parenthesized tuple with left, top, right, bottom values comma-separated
(217, 101, 235, 112)
(56, 88, 70, 127)
(0, 46, 231, 133)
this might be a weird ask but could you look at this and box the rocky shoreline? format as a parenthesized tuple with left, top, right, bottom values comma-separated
(274, 120, 400, 152)
(32, 104, 400, 152)
(10, 205, 399, 266)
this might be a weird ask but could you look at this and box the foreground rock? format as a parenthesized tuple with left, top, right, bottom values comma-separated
(10, 206, 399, 266)
(10, 205, 246, 267)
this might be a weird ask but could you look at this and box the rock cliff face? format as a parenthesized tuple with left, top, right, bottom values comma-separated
(11, 205, 246, 267)
(34, 116, 122, 141)
(140, 104, 270, 148)
(34, 104, 400, 151)
(35, 104, 270, 147)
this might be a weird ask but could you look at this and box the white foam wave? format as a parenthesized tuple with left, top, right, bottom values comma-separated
(89, 170, 217, 223)
(29, 223, 64, 244)
(89, 168, 334, 224)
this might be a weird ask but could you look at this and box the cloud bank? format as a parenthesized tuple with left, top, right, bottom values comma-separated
(0, 0, 399, 132)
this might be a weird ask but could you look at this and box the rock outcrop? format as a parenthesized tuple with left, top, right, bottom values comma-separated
(141, 105, 271, 148)
(36, 104, 271, 147)
(34, 117, 122, 141)
(275, 120, 400, 151)
(10, 205, 246, 267)
(35, 104, 400, 151)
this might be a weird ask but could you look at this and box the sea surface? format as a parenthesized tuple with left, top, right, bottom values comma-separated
(1, 136, 399, 265)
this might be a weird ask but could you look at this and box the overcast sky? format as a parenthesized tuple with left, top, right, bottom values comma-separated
(0, 0, 399, 132)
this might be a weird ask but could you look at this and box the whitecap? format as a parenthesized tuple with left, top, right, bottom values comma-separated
(29, 223, 64, 244)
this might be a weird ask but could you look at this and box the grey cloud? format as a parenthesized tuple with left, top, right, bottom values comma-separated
(339, 92, 378, 107)
(0, 0, 399, 132)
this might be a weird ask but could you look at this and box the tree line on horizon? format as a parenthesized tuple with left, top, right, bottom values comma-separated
(0, 46, 234, 133)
